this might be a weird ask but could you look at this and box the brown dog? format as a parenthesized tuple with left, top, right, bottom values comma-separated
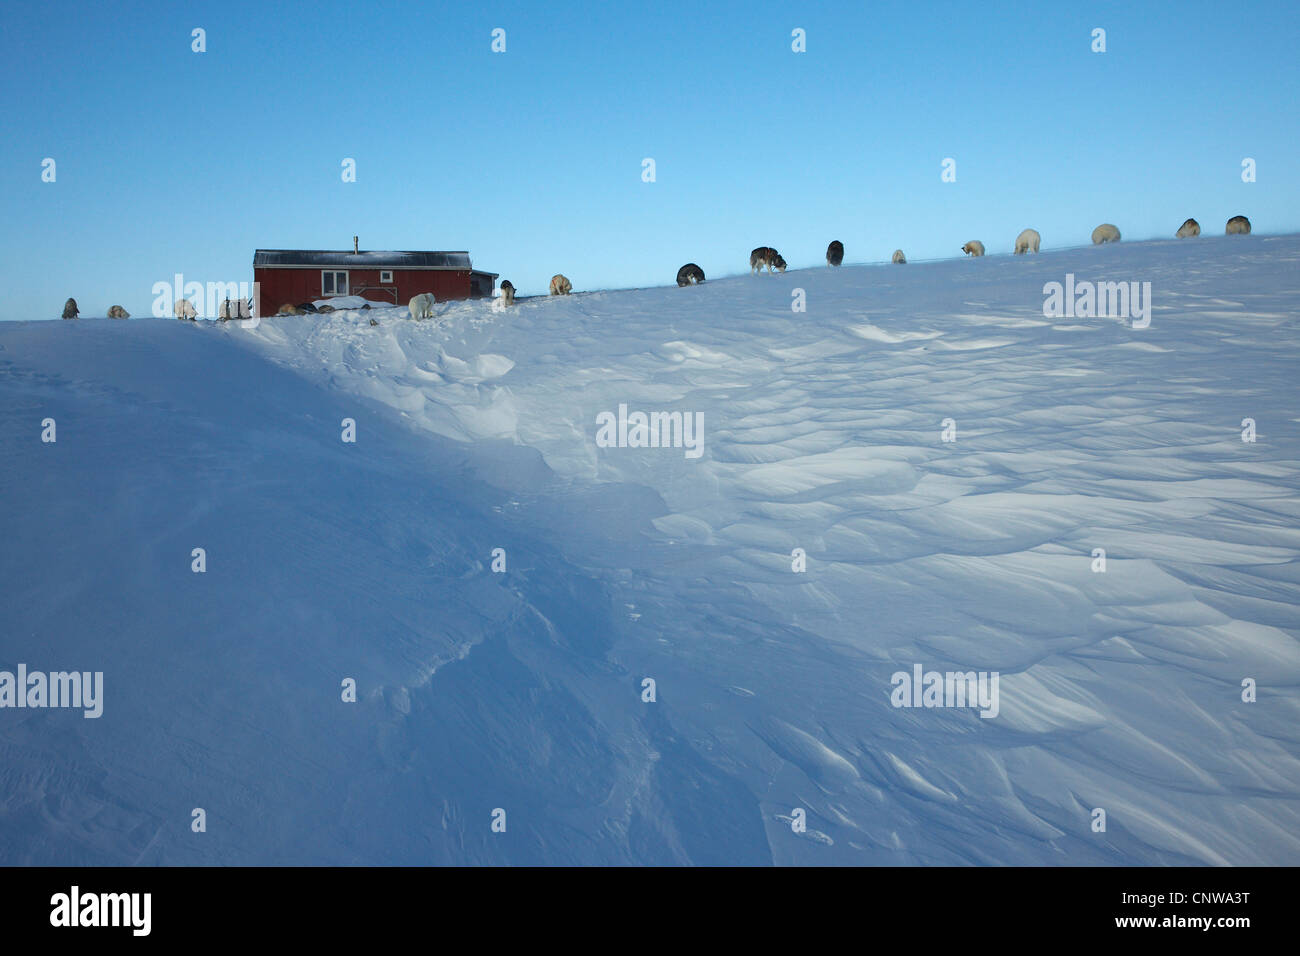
(550, 274, 572, 295)
(750, 247, 782, 273)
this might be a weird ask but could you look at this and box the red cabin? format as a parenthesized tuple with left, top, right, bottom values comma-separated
(253, 246, 498, 314)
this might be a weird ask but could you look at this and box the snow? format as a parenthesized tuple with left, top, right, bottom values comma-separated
(313, 294, 371, 310)
(2, 234, 1298, 865)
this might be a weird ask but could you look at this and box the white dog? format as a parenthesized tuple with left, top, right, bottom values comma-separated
(1014, 228, 1041, 254)
(1091, 223, 1121, 244)
(961, 240, 985, 257)
(408, 292, 435, 319)
(174, 298, 197, 320)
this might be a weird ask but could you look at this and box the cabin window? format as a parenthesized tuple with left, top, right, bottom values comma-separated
(322, 271, 348, 295)
(380, 270, 394, 284)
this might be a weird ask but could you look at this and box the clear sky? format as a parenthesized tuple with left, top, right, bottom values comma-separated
(2, 0, 1297, 319)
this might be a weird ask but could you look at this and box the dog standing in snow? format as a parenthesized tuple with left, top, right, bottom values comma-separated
(892, 249, 907, 264)
(1014, 229, 1041, 254)
(750, 247, 783, 273)
(961, 240, 985, 257)
(499, 280, 515, 306)
(61, 298, 79, 319)
(408, 292, 435, 319)
(1092, 223, 1121, 244)
(676, 264, 705, 286)
(550, 274, 572, 295)
(175, 298, 197, 320)
(751, 248, 786, 273)
(826, 240, 844, 266)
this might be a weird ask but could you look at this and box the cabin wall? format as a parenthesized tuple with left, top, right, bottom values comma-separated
(253, 268, 474, 312)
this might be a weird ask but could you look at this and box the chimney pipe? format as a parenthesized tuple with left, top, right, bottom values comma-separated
(353, 235, 359, 254)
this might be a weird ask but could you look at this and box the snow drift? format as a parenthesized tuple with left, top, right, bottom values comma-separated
(2, 234, 1298, 865)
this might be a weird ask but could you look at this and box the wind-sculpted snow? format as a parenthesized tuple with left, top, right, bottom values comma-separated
(2, 236, 1298, 864)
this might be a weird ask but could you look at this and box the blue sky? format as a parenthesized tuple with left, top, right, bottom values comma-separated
(2, 0, 1297, 318)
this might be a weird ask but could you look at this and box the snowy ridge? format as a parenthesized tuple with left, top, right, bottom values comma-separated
(2, 235, 1299, 864)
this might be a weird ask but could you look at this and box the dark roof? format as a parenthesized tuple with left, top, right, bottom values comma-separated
(254, 250, 472, 270)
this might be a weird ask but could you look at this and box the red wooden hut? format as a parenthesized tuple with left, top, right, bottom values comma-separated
(253, 243, 498, 313)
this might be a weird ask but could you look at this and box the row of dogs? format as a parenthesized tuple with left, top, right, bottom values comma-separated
(61, 298, 253, 320)
(669, 215, 1251, 293)
(463, 274, 569, 313)
(62, 298, 318, 319)
(60, 299, 130, 319)
(58, 216, 1254, 320)
(836, 216, 1250, 267)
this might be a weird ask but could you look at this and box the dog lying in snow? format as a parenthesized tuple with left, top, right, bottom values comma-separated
(62, 298, 79, 319)
(550, 274, 572, 295)
(676, 263, 705, 286)
(408, 292, 435, 319)
(1226, 215, 1251, 235)
(107, 305, 130, 318)
(1176, 218, 1200, 238)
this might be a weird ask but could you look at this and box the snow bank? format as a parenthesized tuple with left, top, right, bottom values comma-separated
(3, 234, 1299, 865)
